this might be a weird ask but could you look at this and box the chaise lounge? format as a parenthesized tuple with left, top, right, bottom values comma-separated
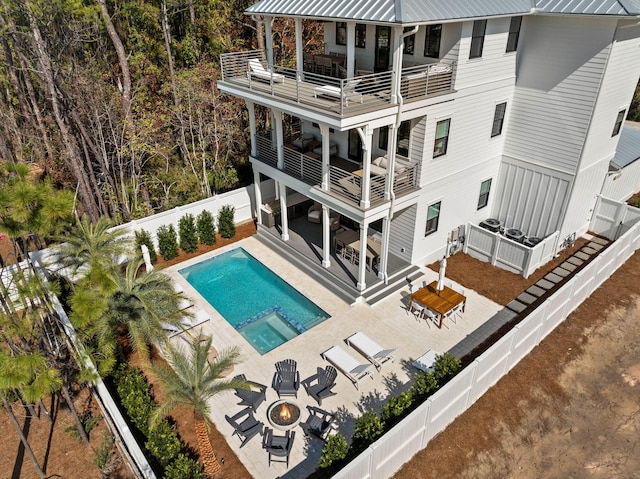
(345, 331, 396, 371)
(247, 58, 285, 84)
(313, 79, 363, 106)
(321, 345, 373, 390)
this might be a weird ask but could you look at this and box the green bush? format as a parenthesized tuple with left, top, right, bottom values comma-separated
(145, 420, 182, 467)
(411, 370, 439, 401)
(350, 410, 384, 454)
(318, 433, 348, 471)
(196, 210, 216, 245)
(217, 205, 236, 238)
(433, 352, 461, 383)
(135, 229, 157, 264)
(179, 213, 198, 253)
(157, 224, 179, 261)
(380, 392, 413, 427)
(163, 453, 205, 479)
(115, 364, 154, 436)
(95, 431, 114, 469)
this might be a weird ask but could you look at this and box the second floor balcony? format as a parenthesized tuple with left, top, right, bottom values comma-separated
(254, 133, 419, 208)
(220, 51, 456, 119)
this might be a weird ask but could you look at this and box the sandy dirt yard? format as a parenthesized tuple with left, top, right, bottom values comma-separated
(395, 250, 640, 479)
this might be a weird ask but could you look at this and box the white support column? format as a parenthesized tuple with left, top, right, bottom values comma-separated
(273, 110, 284, 169)
(346, 22, 356, 78)
(379, 216, 390, 280)
(320, 124, 330, 190)
(390, 26, 404, 104)
(295, 18, 303, 76)
(279, 183, 289, 241)
(384, 124, 396, 200)
(247, 100, 257, 157)
(253, 168, 263, 225)
(265, 17, 274, 68)
(322, 205, 331, 267)
(357, 126, 373, 208)
(357, 221, 369, 291)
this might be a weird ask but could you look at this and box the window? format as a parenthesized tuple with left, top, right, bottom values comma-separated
(612, 109, 626, 137)
(469, 20, 487, 59)
(379, 126, 389, 150)
(397, 120, 411, 157)
(424, 24, 442, 58)
(433, 119, 451, 157)
(355, 24, 366, 48)
(404, 27, 415, 55)
(336, 22, 346, 46)
(425, 201, 441, 236)
(506, 17, 522, 53)
(477, 179, 492, 210)
(491, 103, 507, 137)
(348, 129, 363, 162)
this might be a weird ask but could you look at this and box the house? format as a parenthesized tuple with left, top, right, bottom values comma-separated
(602, 121, 640, 202)
(217, 0, 640, 301)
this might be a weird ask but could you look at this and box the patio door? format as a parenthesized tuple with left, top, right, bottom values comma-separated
(375, 26, 391, 72)
(348, 129, 363, 163)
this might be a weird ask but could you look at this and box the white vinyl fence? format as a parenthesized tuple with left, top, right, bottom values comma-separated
(590, 195, 640, 241)
(334, 200, 640, 479)
(464, 223, 558, 278)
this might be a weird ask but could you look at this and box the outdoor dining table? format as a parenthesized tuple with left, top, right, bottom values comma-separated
(410, 280, 466, 328)
(334, 229, 380, 270)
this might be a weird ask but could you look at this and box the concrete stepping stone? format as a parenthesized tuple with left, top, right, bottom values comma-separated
(575, 251, 590, 261)
(582, 246, 597, 255)
(544, 272, 563, 283)
(560, 261, 577, 272)
(526, 285, 546, 297)
(535, 278, 555, 290)
(516, 292, 537, 305)
(507, 299, 527, 313)
(590, 236, 609, 246)
(567, 257, 584, 267)
(587, 242, 604, 251)
(552, 267, 571, 278)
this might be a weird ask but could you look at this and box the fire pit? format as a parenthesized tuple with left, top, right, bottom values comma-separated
(267, 399, 301, 431)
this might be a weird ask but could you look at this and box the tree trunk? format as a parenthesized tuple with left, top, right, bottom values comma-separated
(60, 385, 89, 445)
(187, 0, 200, 62)
(3, 398, 47, 479)
(160, 0, 179, 109)
(195, 419, 221, 477)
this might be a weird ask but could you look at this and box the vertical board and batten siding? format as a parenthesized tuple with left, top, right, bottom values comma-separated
(504, 16, 615, 174)
(580, 22, 640, 171)
(402, 22, 462, 67)
(492, 158, 571, 237)
(601, 160, 640, 201)
(407, 116, 426, 165)
(389, 204, 416, 262)
(334, 201, 640, 479)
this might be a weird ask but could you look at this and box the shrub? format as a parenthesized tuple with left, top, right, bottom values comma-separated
(217, 205, 236, 238)
(179, 213, 198, 253)
(163, 453, 206, 479)
(380, 392, 413, 427)
(433, 352, 461, 384)
(157, 224, 179, 260)
(95, 431, 114, 469)
(145, 420, 182, 467)
(134, 229, 157, 264)
(318, 433, 348, 471)
(411, 370, 439, 401)
(196, 210, 216, 245)
(350, 410, 384, 454)
(115, 364, 154, 436)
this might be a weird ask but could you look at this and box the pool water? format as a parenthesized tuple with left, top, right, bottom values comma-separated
(179, 248, 329, 354)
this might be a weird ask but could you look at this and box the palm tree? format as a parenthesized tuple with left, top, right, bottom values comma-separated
(150, 333, 249, 477)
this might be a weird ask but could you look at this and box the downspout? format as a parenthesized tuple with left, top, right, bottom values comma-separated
(381, 25, 418, 283)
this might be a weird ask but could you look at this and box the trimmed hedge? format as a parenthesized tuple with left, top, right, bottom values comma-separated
(157, 224, 179, 260)
(196, 210, 216, 246)
(217, 205, 235, 238)
(178, 213, 198, 253)
(163, 454, 205, 479)
(134, 229, 157, 264)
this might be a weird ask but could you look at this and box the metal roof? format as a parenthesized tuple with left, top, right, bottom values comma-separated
(246, 0, 640, 22)
(612, 122, 640, 170)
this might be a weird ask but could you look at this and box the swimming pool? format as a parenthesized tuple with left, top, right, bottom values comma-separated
(179, 248, 330, 354)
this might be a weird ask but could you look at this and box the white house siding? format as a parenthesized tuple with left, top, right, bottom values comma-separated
(503, 15, 616, 174)
(579, 22, 640, 172)
(601, 161, 640, 202)
(389, 204, 416, 262)
(492, 157, 572, 237)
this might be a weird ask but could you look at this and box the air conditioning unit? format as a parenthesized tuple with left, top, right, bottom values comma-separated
(524, 236, 542, 248)
(505, 228, 525, 243)
(479, 218, 502, 233)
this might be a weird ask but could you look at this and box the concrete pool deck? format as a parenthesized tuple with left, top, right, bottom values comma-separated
(164, 236, 504, 479)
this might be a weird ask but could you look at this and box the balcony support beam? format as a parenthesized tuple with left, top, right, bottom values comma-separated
(346, 22, 356, 78)
(356, 126, 373, 209)
(295, 18, 303, 76)
(320, 125, 330, 190)
(278, 182, 289, 241)
(264, 17, 274, 68)
(379, 216, 390, 281)
(390, 26, 404, 104)
(273, 110, 284, 169)
(253, 168, 263, 225)
(247, 100, 257, 158)
(357, 220, 369, 291)
(322, 205, 331, 267)
(384, 124, 396, 201)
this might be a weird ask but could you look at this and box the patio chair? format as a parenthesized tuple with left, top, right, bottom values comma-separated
(262, 428, 295, 468)
(225, 407, 264, 448)
(247, 58, 285, 84)
(321, 345, 373, 390)
(302, 366, 338, 406)
(409, 300, 426, 320)
(233, 374, 267, 411)
(272, 359, 300, 398)
(307, 204, 322, 223)
(300, 406, 336, 441)
(345, 331, 396, 372)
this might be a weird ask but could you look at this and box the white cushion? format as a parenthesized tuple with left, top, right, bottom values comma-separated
(308, 210, 321, 220)
(370, 164, 387, 176)
(373, 156, 388, 168)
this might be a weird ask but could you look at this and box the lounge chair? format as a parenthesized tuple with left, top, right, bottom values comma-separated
(321, 345, 373, 390)
(300, 406, 336, 441)
(168, 309, 209, 336)
(345, 331, 396, 371)
(225, 407, 264, 447)
(302, 366, 338, 406)
(272, 359, 300, 398)
(313, 79, 363, 106)
(233, 374, 267, 411)
(247, 58, 285, 84)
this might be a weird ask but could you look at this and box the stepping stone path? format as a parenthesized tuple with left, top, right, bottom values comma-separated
(506, 235, 611, 314)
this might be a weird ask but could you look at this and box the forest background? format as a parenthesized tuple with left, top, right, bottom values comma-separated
(0, 1, 639, 224)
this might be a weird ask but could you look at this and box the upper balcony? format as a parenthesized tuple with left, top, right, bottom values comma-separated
(219, 51, 456, 120)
